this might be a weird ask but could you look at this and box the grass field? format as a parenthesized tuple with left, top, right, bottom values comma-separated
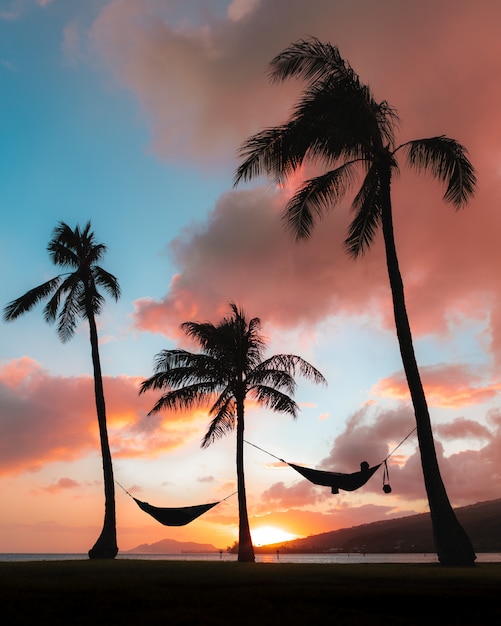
(1, 559, 500, 625)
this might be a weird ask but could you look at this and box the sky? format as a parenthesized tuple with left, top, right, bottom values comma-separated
(1, 0, 501, 554)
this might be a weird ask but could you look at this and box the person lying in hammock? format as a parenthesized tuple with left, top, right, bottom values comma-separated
(288, 459, 381, 494)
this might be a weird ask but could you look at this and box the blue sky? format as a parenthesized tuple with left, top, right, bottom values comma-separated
(1, 0, 501, 553)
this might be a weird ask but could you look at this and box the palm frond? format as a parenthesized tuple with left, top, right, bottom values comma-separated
(252, 385, 299, 417)
(400, 136, 477, 207)
(235, 79, 378, 188)
(182, 320, 220, 353)
(201, 403, 236, 448)
(248, 368, 296, 395)
(140, 358, 224, 394)
(48, 239, 80, 269)
(151, 349, 208, 373)
(344, 164, 383, 258)
(234, 123, 304, 186)
(93, 267, 121, 301)
(146, 383, 219, 415)
(260, 354, 327, 386)
(290, 75, 394, 158)
(268, 37, 351, 86)
(56, 282, 84, 342)
(3, 276, 62, 321)
(283, 162, 358, 239)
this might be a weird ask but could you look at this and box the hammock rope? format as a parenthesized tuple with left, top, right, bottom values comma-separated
(244, 426, 417, 495)
(383, 427, 417, 461)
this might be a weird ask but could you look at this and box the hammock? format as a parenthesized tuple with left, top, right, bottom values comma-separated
(132, 498, 221, 526)
(245, 429, 416, 495)
(117, 482, 237, 527)
(287, 461, 381, 494)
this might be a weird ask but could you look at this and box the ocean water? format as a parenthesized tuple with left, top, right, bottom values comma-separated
(1, 552, 500, 564)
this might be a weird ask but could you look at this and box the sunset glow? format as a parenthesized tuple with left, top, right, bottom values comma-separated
(1, 0, 501, 555)
(251, 526, 299, 547)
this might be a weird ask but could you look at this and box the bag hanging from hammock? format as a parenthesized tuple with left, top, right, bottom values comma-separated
(382, 460, 392, 493)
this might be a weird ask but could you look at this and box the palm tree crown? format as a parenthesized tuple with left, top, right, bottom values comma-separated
(235, 37, 476, 255)
(4, 220, 121, 559)
(234, 38, 477, 566)
(4, 221, 120, 338)
(140, 302, 326, 562)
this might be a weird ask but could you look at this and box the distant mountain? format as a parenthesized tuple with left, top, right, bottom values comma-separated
(254, 498, 501, 554)
(124, 537, 218, 554)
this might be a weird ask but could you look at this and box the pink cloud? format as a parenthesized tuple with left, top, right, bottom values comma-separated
(0, 358, 209, 476)
(90, 1, 501, 374)
(435, 417, 492, 441)
(256, 403, 501, 513)
(90, 1, 501, 169)
(131, 185, 386, 336)
(38, 477, 81, 494)
(86, 0, 501, 527)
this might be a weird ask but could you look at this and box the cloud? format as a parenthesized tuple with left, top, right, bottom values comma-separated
(90, 0, 501, 376)
(374, 364, 501, 409)
(1, 0, 53, 20)
(131, 185, 385, 337)
(91, 0, 501, 169)
(93, 0, 501, 376)
(256, 403, 501, 512)
(0, 357, 209, 476)
(435, 417, 492, 441)
(37, 477, 81, 494)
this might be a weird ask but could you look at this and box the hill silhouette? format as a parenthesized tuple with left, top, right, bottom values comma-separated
(125, 537, 218, 554)
(254, 498, 501, 554)
(125, 499, 500, 555)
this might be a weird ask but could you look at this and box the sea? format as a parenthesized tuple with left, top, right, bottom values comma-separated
(1, 552, 501, 564)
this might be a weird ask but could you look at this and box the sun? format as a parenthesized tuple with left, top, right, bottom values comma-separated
(251, 526, 298, 546)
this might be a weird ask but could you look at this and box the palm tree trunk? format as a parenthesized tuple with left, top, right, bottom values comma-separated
(380, 167, 476, 566)
(86, 307, 118, 560)
(235, 396, 255, 562)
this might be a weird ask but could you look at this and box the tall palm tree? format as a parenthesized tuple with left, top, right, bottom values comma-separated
(4, 221, 120, 559)
(139, 302, 326, 562)
(234, 38, 477, 566)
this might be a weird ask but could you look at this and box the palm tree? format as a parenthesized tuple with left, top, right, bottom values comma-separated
(234, 38, 477, 566)
(139, 302, 326, 562)
(4, 221, 120, 559)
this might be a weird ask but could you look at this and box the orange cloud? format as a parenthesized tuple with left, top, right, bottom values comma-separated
(374, 364, 501, 409)
(0, 358, 211, 476)
(38, 477, 81, 494)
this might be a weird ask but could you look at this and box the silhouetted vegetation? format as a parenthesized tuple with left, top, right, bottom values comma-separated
(140, 303, 326, 562)
(235, 37, 477, 566)
(3, 221, 120, 559)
